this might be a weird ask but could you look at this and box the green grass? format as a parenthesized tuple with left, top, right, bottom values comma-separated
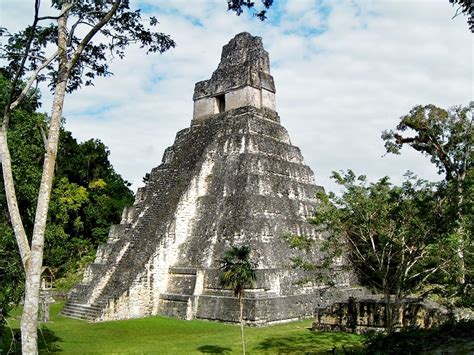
(2, 303, 365, 354)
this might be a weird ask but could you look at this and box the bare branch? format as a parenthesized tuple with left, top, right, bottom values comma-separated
(3, 0, 41, 128)
(452, 5, 462, 19)
(67, 0, 122, 73)
(37, 123, 48, 150)
(347, 236, 378, 274)
(67, 16, 94, 46)
(37, 2, 74, 21)
(9, 50, 58, 112)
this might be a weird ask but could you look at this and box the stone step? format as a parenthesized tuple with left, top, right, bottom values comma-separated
(169, 267, 197, 275)
(61, 308, 98, 318)
(67, 296, 84, 304)
(201, 288, 279, 299)
(62, 304, 102, 314)
(159, 293, 191, 302)
(63, 302, 103, 310)
(61, 311, 96, 321)
(61, 302, 102, 321)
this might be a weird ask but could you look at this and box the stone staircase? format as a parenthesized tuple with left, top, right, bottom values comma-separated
(61, 302, 104, 321)
(61, 283, 109, 321)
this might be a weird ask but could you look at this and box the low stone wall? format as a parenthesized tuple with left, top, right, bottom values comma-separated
(313, 296, 448, 333)
(50, 289, 69, 301)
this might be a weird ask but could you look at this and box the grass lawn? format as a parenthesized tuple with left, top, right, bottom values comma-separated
(2, 303, 365, 354)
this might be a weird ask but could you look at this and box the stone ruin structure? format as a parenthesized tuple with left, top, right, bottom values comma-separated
(62, 32, 354, 324)
(313, 296, 449, 333)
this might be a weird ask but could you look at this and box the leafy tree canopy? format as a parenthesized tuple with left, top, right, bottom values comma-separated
(227, 0, 274, 21)
(382, 104, 472, 183)
(0, 0, 175, 93)
(449, 0, 474, 32)
(383, 103, 473, 301)
(313, 171, 457, 295)
(294, 170, 465, 331)
(0, 73, 134, 323)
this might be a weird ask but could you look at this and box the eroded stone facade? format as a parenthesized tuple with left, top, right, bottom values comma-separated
(62, 32, 354, 324)
(192, 33, 276, 123)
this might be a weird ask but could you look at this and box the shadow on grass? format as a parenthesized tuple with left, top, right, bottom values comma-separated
(255, 330, 363, 354)
(38, 325, 61, 353)
(1, 326, 61, 354)
(197, 345, 233, 354)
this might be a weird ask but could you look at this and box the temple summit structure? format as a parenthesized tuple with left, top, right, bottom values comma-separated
(62, 32, 353, 324)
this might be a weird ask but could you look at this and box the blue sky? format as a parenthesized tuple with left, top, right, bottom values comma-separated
(1, 0, 472, 193)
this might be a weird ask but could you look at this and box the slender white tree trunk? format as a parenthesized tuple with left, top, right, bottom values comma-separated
(20, 7, 69, 353)
(0, 128, 29, 263)
(239, 294, 245, 355)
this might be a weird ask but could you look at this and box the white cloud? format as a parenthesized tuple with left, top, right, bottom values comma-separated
(1, 0, 471, 194)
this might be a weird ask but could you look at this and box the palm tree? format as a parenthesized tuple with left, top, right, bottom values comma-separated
(218, 245, 257, 355)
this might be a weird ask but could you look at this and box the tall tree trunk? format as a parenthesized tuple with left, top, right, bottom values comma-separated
(20, 6, 69, 353)
(0, 128, 29, 263)
(239, 294, 245, 355)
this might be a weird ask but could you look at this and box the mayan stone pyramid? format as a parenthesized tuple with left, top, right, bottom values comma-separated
(62, 32, 352, 324)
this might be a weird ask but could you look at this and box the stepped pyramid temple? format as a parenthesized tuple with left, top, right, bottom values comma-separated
(63, 32, 353, 324)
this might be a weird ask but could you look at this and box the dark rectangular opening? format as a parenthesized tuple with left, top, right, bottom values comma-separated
(215, 94, 225, 113)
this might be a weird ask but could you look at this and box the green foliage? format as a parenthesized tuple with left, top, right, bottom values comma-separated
(281, 232, 339, 286)
(383, 103, 473, 305)
(49, 177, 88, 226)
(382, 104, 472, 182)
(49, 137, 134, 270)
(282, 233, 314, 252)
(54, 252, 96, 290)
(364, 319, 474, 354)
(54, 134, 135, 245)
(0, 73, 134, 330)
(449, 0, 474, 32)
(286, 169, 465, 332)
(0, 75, 39, 328)
(219, 246, 257, 297)
(314, 171, 457, 297)
(0, 224, 24, 335)
(0, 0, 176, 93)
(1, 111, 46, 235)
(227, 0, 274, 21)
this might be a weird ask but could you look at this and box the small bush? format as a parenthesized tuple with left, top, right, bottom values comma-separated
(363, 320, 474, 354)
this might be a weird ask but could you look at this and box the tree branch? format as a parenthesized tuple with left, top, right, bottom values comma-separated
(37, 123, 48, 150)
(67, 17, 93, 46)
(9, 50, 58, 112)
(2, 0, 41, 129)
(37, 2, 74, 21)
(66, 0, 121, 73)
